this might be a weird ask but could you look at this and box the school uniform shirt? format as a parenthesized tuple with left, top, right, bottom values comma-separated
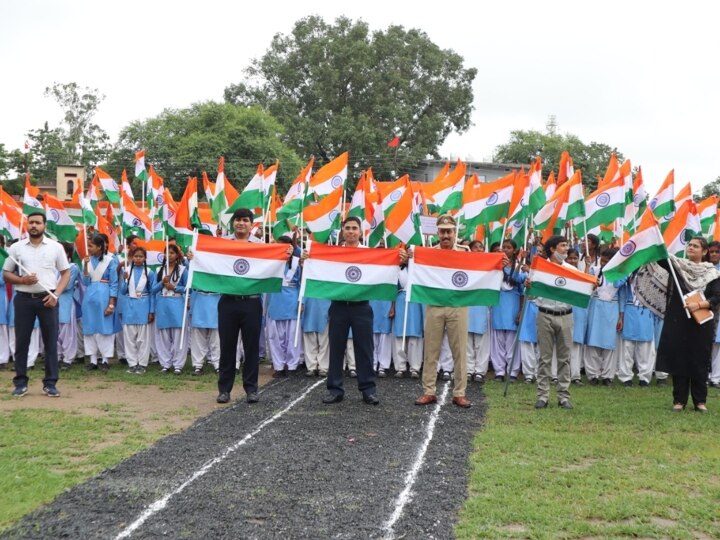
(58, 264, 79, 325)
(491, 266, 527, 332)
(152, 264, 188, 330)
(120, 266, 156, 325)
(82, 255, 119, 335)
(267, 255, 301, 321)
(518, 300, 538, 343)
(585, 272, 626, 350)
(190, 290, 220, 329)
(621, 280, 654, 342)
(468, 305, 489, 335)
(370, 299, 393, 334)
(302, 297, 331, 333)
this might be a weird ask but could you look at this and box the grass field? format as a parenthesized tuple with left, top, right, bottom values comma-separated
(2, 365, 719, 538)
(457, 378, 720, 539)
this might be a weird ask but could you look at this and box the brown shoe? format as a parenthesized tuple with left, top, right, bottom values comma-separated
(415, 394, 438, 406)
(452, 396, 472, 408)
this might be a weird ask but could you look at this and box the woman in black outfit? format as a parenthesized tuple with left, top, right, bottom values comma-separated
(656, 237, 720, 412)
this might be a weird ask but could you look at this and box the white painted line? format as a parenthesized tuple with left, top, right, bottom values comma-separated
(115, 379, 325, 539)
(381, 380, 451, 540)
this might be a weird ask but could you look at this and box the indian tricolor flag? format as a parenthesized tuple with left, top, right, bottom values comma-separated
(462, 172, 514, 229)
(95, 167, 120, 204)
(189, 234, 288, 295)
(423, 160, 465, 215)
(308, 152, 347, 198)
(697, 195, 718, 234)
(527, 255, 597, 308)
(43, 193, 77, 242)
(576, 177, 625, 234)
(408, 247, 505, 307)
(135, 239, 168, 271)
(304, 186, 342, 243)
(663, 200, 701, 257)
(23, 173, 42, 216)
(603, 208, 669, 282)
(384, 183, 422, 247)
(135, 150, 148, 182)
(301, 243, 400, 301)
(650, 170, 675, 232)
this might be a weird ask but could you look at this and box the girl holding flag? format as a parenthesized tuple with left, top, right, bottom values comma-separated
(82, 235, 119, 370)
(152, 243, 188, 374)
(120, 246, 156, 374)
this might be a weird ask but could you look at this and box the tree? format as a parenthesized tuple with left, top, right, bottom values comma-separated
(493, 129, 623, 193)
(44, 82, 111, 170)
(112, 101, 304, 196)
(225, 15, 477, 182)
(697, 177, 720, 201)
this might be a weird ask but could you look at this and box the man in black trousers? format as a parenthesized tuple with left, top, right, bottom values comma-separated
(3, 212, 71, 397)
(215, 208, 264, 405)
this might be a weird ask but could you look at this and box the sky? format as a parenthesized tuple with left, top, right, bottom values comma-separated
(1, 0, 719, 194)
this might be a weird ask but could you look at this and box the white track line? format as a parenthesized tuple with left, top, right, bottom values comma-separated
(115, 379, 325, 539)
(381, 380, 451, 540)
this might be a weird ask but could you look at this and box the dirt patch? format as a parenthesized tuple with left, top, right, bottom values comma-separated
(0, 366, 273, 437)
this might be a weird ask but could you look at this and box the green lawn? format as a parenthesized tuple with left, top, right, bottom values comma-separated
(457, 379, 720, 539)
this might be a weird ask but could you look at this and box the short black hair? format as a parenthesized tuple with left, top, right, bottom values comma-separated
(232, 208, 254, 222)
(544, 235, 567, 255)
(27, 211, 46, 223)
(125, 234, 138, 247)
(342, 216, 361, 228)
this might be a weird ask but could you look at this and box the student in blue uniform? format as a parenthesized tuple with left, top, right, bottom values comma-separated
(189, 289, 221, 375)
(57, 242, 80, 369)
(490, 239, 527, 381)
(302, 297, 331, 377)
(391, 266, 423, 379)
(466, 241, 490, 383)
(120, 246, 156, 374)
(370, 299, 393, 377)
(266, 237, 303, 376)
(585, 248, 626, 385)
(152, 243, 188, 374)
(617, 271, 656, 386)
(82, 235, 119, 371)
(566, 248, 587, 385)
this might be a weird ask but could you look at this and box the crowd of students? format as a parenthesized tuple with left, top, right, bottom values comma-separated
(3, 231, 720, 393)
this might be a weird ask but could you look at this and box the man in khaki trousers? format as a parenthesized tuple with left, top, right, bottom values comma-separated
(415, 215, 472, 408)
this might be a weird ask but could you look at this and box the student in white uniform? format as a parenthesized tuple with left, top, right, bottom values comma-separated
(189, 289, 221, 375)
(120, 246, 156, 374)
(466, 241, 490, 383)
(302, 297, 331, 377)
(391, 266, 423, 378)
(82, 235, 118, 371)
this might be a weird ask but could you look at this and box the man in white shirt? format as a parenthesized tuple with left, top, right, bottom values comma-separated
(3, 212, 71, 397)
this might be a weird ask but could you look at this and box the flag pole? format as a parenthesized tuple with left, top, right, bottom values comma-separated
(294, 240, 311, 348)
(402, 247, 415, 350)
(179, 230, 199, 347)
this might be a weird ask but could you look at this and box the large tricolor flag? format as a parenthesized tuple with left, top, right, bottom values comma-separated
(384, 182, 422, 247)
(43, 193, 77, 242)
(423, 160, 465, 215)
(663, 200, 701, 257)
(408, 247, 504, 307)
(232, 163, 264, 214)
(189, 234, 288, 295)
(0, 189, 23, 240)
(301, 243, 400, 301)
(575, 177, 625, 236)
(462, 173, 514, 230)
(603, 208, 669, 282)
(527, 255, 597, 308)
(121, 191, 152, 239)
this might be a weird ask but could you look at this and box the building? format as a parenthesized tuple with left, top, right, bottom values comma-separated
(55, 165, 86, 200)
(411, 159, 526, 183)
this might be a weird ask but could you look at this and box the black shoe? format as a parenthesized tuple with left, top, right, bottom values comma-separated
(601, 378, 612, 386)
(639, 380, 650, 387)
(322, 392, 343, 404)
(558, 400, 574, 410)
(363, 394, 380, 405)
(216, 392, 230, 404)
(12, 386, 28, 397)
(100, 362, 110, 372)
(119, 358, 128, 365)
(623, 380, 633, 387)
(60, 362, 72, 370)
(589, 378, 599, 386)
(246, 392, 259, 403)
(86, 363, 98, 371)
(656, 378, 668, 386)
(534, 399, 548, 409)
(42, 386, 60, 398)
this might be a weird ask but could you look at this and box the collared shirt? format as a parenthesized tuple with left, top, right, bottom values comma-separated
(2, 236, 70, 293)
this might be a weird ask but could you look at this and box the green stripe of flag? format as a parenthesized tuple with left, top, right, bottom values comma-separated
(304, 279, 397, 302)
(410, 284, 499, 307)
(527, 282, 590, 308)
(192, 272, 281, 296)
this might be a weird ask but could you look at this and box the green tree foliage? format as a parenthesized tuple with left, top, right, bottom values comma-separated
(112, 101, 304, 196)
(696, 177, 720, 202)
(493, 129, 623, 193)
(43, 82, 111, 170)
(225, 15, 476, 182)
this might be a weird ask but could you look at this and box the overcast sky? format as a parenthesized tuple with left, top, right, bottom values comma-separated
(1, 0, 719, 194)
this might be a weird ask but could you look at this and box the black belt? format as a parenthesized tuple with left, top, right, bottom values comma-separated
(332, 300, 369, 306)
(538, 306, 572, 316)
(223, 294, 260, 301)
(17, 290, 55, 299)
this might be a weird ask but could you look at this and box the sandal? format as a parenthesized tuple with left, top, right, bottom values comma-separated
(694, 403, 708, 413)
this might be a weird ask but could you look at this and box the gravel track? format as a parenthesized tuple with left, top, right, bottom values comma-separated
(2, 375, 487, 540)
